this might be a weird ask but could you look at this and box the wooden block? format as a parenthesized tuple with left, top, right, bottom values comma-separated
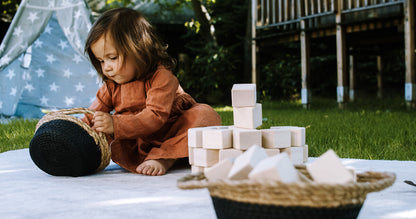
(219, 149, 243, 162)
(261, 129, 291, 148)
(191, 165, 204, 174)
(346, 166, 357, 182)
(202, 126, 233, 149)
(248, 153, 300, 183)
(280, 147, 291, 158)
(306, 149, 354, 184)
(290, 146, 304, 165)
(264, 148, 280, 157)
(204, 158, 234, 181)
(233, 103, 262, 129)
(303, 145, 308, 163)
(193, 148, 219, 167)
(228, 145, 267, 180)
(231, 83, 256, 107)
(188, 147, 194, 165)
(188, 127, 213, 148)
(271, 126, 305, 146)
(233, 128, 262, 150)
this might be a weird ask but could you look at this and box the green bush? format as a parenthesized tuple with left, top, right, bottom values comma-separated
(259, 54, 301, 101)
(177, 42, 236, 104)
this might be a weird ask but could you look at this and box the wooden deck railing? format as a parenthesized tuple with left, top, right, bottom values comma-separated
(256, 0, 404, 29)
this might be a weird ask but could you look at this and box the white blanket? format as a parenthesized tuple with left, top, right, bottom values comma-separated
(0, 149, 415, 219)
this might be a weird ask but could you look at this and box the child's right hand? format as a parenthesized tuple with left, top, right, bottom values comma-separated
(92, 111, 114, 134)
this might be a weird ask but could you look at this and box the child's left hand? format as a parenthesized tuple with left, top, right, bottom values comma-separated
(92, 111, 114, 134)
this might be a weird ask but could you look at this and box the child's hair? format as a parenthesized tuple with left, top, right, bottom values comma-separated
(85, 7, 176, 81)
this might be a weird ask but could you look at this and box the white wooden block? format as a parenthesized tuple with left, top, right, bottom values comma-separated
(346, 166, 357, 182)
(261, 129, 291, 148)
(191, 165, 204, 174)
(193, 148, 219, 167)
(280, 147, 291, 158)
(204, 158, 234, 181)
(202, 127, 233, 149)
(303, 145, 308, 163)
(228, 145, 267, 180)
(248, 153, 300, 183)
(233, 103, 262, 129)
(233, 128, 262, 150)
(306, 149, 354, 184)
(290, 146, 304, 165)
(265, 148, 280, 157)
(188, 127, 212, 148)
(271, 126, 305, 146)
(188, 147, 194, 165)
(231, 84, 256, 107)
(219, 149, 243, 162)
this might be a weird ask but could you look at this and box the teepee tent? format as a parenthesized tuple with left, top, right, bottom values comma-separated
(0, 0, 100, 118)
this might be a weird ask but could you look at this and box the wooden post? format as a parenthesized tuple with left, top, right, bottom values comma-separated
(404, 0, 415, 108)
(349, 54, 355, 102)
(377, 55, 383, 99)
(336, 0, 348, 108)
(300, 20, 311, 108)
(252, 0, 257, 85)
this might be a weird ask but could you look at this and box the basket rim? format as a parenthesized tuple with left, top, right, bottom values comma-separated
(36, 107, 111, 172)
(177, 166, 396, 208)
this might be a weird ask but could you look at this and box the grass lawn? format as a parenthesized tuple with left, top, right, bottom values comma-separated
(1, 97, 415, 160)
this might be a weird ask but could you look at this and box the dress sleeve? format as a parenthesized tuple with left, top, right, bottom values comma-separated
(81, 82, 114, 126)
(112, 69, 179, 139)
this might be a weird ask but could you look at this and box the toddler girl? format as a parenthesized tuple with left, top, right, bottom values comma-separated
(82, 7, 221, 176)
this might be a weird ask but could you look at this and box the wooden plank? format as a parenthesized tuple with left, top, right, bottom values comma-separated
(300, 20, 311, 106)
(284, 0, 289, 21)
(404, 0, 415, 104)
(377, 55, 383, 99)
(336, 0, 348, 105)
(291, 0, 296, 20)
(261, 0, 265, 25)
(272, 0, 276, 23)
(349, 54, 355, 102)
(252, 0, 257, 84)
(278, 0, 283, 22)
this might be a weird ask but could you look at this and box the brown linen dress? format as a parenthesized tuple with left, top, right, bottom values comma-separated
(83, 67, 221, 172)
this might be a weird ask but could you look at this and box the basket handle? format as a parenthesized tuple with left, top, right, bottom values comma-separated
(48, 107, 95, 116)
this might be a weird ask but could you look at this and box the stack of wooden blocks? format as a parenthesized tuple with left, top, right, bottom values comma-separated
(187, 84, 308, 174)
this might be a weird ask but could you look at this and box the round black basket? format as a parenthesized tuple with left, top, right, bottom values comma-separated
(211, 197, 362, 219)
(29, 108, 110, 177)
(177, 166, 396, 219)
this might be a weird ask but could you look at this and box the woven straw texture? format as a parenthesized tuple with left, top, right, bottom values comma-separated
(177, 165, 396, 208)
(35, 108, 111, 172)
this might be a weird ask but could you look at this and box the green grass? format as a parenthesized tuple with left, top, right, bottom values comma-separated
(2, 97, 416, 161)
(0, 119, 38, 153)
(215, 97, 416, 161)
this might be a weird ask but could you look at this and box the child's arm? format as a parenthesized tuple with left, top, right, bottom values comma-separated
(111, 69, 178, 139)
(81, 82, 114, 128)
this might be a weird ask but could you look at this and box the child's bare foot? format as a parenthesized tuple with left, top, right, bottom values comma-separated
(136, 159, 176, 176)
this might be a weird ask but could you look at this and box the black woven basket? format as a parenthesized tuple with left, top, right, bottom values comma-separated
(211, 197, 362, 219)
(29, 108, 110, 177)
(177, 166, 396, 219)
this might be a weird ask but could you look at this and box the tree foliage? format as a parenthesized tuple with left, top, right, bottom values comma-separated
(1, 0, 21, 22)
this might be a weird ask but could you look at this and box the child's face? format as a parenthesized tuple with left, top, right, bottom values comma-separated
(90, 35, 136, 84)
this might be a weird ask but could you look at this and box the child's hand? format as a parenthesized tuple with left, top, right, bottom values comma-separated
(92, 111, 114, 134)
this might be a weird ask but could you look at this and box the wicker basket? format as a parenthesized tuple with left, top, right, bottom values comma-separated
(29, 108, 111, 176)
(177, 165, 395, 219)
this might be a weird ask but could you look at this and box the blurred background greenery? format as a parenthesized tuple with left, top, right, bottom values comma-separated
(0, 0, 406, 106)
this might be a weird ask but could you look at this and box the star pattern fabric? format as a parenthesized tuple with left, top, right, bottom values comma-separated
(0, 0, 99, 118)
